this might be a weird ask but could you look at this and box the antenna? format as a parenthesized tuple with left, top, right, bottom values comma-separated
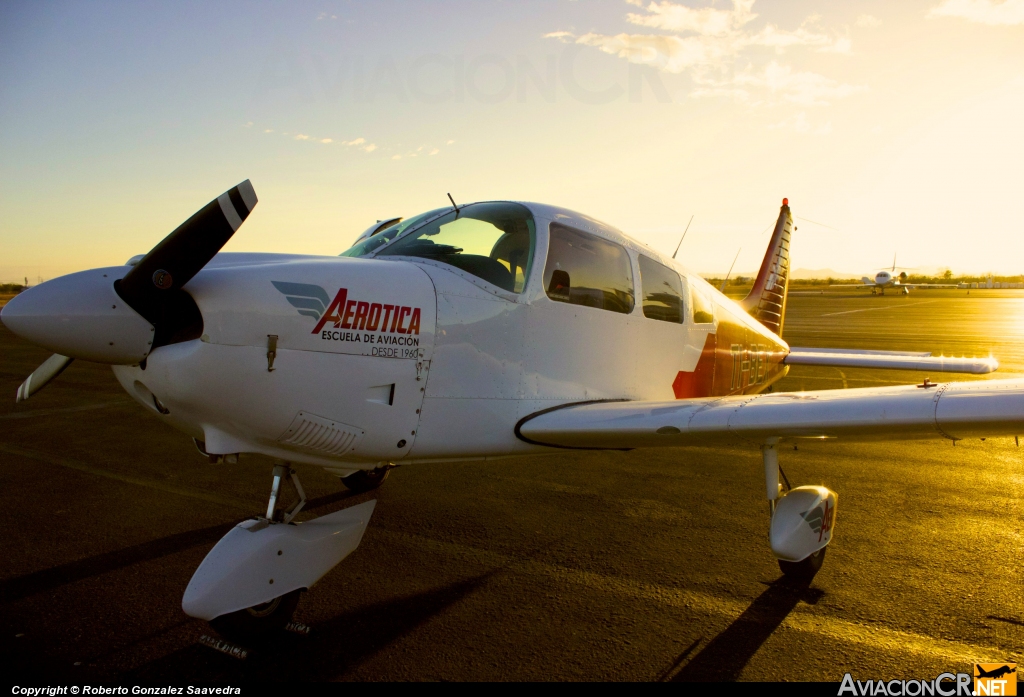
(719, 248, 742, 293)
(447, 193, 460, 214)
(795, 216, 842, 232)
(672, 215, 694, 259)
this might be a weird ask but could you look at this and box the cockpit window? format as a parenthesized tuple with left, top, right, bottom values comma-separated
(375, 202, 535, 293)
(340, 208, 448, 258)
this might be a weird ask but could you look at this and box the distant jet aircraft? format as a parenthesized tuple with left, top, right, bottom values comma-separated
(834, 256, 957, 295)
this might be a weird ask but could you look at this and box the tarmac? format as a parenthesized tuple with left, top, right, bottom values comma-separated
(0, 288, 1021, 682)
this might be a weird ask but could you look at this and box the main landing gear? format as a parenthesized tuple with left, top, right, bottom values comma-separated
(762, 440, 837, 583)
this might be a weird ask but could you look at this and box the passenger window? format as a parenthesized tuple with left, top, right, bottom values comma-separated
(376, 202, 535, 293)
(543, 224, 634, 314)
(639, 255, 685, 323)
(692, 285, 714, 324)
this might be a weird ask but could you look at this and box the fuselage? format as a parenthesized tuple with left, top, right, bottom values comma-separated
(95, 202, 790, 471)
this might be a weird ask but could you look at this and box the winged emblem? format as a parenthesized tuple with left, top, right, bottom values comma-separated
(802, 506, 825, 535)
(271, 281, 331, 321)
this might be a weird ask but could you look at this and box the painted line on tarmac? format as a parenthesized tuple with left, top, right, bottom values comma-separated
(0, 401, 130, 420)
(821, 301, 938, 317)
(0, 443, 255, 511)
(383, 529, 1003, 665)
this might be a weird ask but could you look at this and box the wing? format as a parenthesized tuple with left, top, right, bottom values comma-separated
(516, 378, 1024, 449)
(785, 347, 996, 373)
(271, 281, 331, 320)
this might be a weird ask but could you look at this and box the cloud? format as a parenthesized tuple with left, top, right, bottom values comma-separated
(856, 14, 882, 27)
(446, 139, 456, 145)
(316, 12, 338, 21)
(768, 111, 833, 134)
(430, 148, 440, 155)
(816, 36, 852, 53)
(928, 0, 1024, 25)
(548, 0, 861, 105)
(710, 61, 867, 106)
(244, 123, 385, 158)
(626, 0, 756, 36)
(575, 32, 738, 73)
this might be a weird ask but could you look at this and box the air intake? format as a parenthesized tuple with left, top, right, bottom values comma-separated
(278, 411, 364, 456)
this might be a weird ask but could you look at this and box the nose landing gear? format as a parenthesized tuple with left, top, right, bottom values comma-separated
(207, 464, 307, 642)
(182, 463, 377, 644)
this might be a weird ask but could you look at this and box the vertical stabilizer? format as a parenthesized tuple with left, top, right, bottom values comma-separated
(740, 199, 793, 336)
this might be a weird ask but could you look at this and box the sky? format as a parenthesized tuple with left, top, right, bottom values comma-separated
(1, 0, 1023, 282)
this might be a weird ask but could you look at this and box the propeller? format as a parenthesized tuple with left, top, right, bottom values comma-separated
(117, 180, 257, 325)
(2, 180, 258, 402)
(16, 354, 73, 402)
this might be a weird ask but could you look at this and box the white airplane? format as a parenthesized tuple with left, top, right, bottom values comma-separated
(1, 185, 1014, 644)
(835, 256, 957, 295)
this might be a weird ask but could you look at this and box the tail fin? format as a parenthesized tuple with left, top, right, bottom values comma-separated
(739, 199, 793, 336)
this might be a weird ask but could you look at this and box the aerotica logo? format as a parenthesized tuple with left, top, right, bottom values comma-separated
(802, 499, 835, 542)
(272, 281, 423, 355)
(272, 281, 331, 321)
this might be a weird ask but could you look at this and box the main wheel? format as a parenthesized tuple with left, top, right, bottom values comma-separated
(341, 466, 390, 493)
(209, 589, 301, 643)
(778, 547, 826, 582)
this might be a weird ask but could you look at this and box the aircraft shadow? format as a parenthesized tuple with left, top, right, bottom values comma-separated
(125, 573, 494, 681)
(0, 490, 365, 605)
(986, 615, 1024, 628)
(664, 578, 824, 682)
(0, 522, 236, 605)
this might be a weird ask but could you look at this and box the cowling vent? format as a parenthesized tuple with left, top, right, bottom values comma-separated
(279, 411, 364, 456)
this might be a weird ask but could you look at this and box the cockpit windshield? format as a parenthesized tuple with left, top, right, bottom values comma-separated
(340, 208, 448, 258)
(374, 202, 535, 293)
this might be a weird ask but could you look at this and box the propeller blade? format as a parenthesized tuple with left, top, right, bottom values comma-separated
(117, 180, 257, 324)
(16, 354, 74, 402)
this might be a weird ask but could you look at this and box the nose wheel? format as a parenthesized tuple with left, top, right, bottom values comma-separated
(777, 547, 827, 581)
(209, 589, 302, 643)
